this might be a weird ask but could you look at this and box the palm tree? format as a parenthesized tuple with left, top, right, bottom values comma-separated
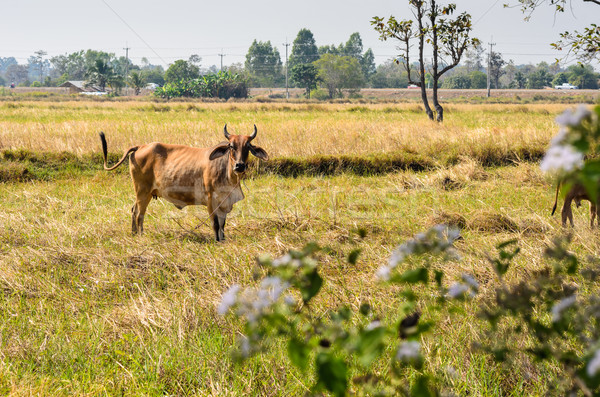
(85, 59, 115, 92)
(128, 71, 146, 95)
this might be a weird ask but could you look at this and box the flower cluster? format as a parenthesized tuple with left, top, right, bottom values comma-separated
(217, 276, 290, 322)
(540, 105, 591, 175)
(588, 349, 600, 377)
(395, 341, 421, 363)
(550, 295, 576, 323)
(377, 225, 461, 281)
(447, 273, 479, 299)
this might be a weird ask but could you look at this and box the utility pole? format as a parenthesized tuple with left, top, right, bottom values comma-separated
(218, 50, 226, 71)
(123, 43, 130, 94)
(283, 39, 290, 99)
(34, 50, 47, 85)
(487, 39, 495, 98)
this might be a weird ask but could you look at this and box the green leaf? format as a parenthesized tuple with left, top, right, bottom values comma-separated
(300, 269, 323, 304)
(348, 248, 361, 265)
(316, 353, 348, 397)
(288, 338, 310, 371)
(355, 327, 387, 366)
(359, 303, 371, 316)
(411, 375, 434, 397)
(392, 267, 429, 284)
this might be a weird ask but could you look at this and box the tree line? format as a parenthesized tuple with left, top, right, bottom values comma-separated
(0, 26, 597, 101)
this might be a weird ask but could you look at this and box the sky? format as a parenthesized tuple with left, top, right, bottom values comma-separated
(1, 0, 598, 69)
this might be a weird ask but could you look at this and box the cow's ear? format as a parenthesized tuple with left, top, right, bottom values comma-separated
(209, 143, 230, 160)
(249, 144, 269, 161)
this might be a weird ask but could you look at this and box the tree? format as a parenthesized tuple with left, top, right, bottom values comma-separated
(318, 45, 339, 57)
(526, 68, 552, 89)
(509, 0, 599, 63)
(142, 69, 165, 86)
(5, 64, 29, 85)
(488, 51, 506, 89)
(314, 54, 364, 98)
(0, 57, 17, 75)
(373, 1, 479, 122)
(33, 50, 47, 84)
(245, 40, 283, 87)
(188, 54, 202, 67)
(513, 71, 526, 88)
(566, 64, 599, 89)
(85, 59, 116, 91)
(361, 48, 377, 83)
(442, 74, 471, 88)
(552, 71, 569, 86)
(469, 70, 488, 88)
(129, 71, 147, 95)
(50, 51, 86, 80)
(370, 60, 409, 88)
(288, 28, 319, 68)
(342, 32, 364, 60)
(464, 44, 484, 71)
(164, 60, 200, 84)
(500, 60, 517, 87)
(290, 64, 320, 98)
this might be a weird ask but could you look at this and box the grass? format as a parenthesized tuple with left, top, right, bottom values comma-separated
(0, 100, 596, 395)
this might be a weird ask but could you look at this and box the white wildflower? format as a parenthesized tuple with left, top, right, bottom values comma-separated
(447, 283, 470, 299)
(376, 264, 392, 281)
(366, 320, 382, 331)
(272, 254, 291, 267)
(540, 144, 584, 174)
(240, 337, 251, 358)
(461, 274, 479, 290)
(395, 341, 421, 362)
(550, 128, 568, 146)
(551, 295, 576, 322)
(261, 276, 288, 301)
(555, 105, 591, 127)
(284, 295, 295, 306)
(447, 227, 461, 243)
(218, 284, 240, 315)
(587, 349, 600, 377)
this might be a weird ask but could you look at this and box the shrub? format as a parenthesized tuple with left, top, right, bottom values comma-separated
(154, 71, 248, 100)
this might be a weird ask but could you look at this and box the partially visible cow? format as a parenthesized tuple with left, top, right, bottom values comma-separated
(552, 182, 600, 228)
(99, 125, 268, 241)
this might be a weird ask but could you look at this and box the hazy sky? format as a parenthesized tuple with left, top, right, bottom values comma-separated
(1, 0, 598, 68)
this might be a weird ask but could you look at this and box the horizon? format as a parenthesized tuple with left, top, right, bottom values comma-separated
(1, 0, 599, 70)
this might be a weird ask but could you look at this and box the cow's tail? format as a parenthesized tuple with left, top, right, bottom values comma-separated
(551, 181, 561, 216)
(99, 131, 139, 171)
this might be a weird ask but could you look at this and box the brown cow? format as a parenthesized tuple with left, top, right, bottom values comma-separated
(552, 182, 600, 228)
(99, 125, 268, 241)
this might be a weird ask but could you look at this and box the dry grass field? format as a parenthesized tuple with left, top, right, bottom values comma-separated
(0, 99, 597, 395)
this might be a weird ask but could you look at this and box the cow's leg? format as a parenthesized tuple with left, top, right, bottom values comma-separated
(131, 203, 138, 234)
(207, 193, 220, 242)
(217, 213, 227, 241)
(212, 214, 221, 242)
(562, 193, 575, 227)
(134, 193, 152, 234)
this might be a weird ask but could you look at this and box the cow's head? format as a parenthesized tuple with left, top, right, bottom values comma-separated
(209, 124, 269, 174)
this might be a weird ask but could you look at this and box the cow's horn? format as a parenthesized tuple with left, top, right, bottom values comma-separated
(249, 124, 257, 141)
(224, 124, 231, 140)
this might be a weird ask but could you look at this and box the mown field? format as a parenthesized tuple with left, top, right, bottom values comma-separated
(0, 100, 598, 395)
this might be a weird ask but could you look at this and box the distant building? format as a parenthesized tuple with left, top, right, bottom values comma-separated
(59, 81, 104, 94)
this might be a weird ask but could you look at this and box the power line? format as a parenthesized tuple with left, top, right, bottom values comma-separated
(473, 0, 502, 25)
(100, 0, 167, 65)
